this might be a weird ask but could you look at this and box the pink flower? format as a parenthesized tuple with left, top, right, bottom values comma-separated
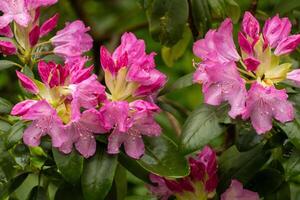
(193, 61, 247, 118)
(100, 32, 166, 99)
(59, 109, 106, 158)
(51, 20, 93, 58)
(221, 180, 259, 200)
(148, 146, 218, 200)
(0, 0, 31, 28)
(263, 15, 292, 48)
(287, 69, 300, 85)
(242, 83, 294, 134)
(193, 19, 240, 63)
(39, 13, 59, 38)
(274, 34, 300, 55)
(0, 40, 17, 55)
(242, 12, 260, 40)
(102, 100, 161, 159)
(148, 174, 172, 200)
(29, 25, 40, 47)
(25, 0, 58, 10)
(16, 71, 39, 94)
(0, 25, 13, 38)
(11, 100, 66, 148)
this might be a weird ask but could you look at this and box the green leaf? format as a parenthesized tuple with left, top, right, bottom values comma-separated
(0, 97, 12, 114)
(180, 104, 226, 154)
(247, 168, 284, 196)
(5, 121, 25, 150)
(0, 173, 28, 199)
(0, 60, 17, 71)
(21, 66, 34, 78)
(55, 184, 84, 200)
(275, 0, 300, 15)
(146, 0, 189, 46)
(118, 153, 150, 183)
(277, 120, 300, 150)
(190, 0, 211, 37)
(224, 0, 240, 23)
(27, 186, 48, 200)
(137, 135, 189, 178)
(264, 182, 291, 200)
(208, 0, 226, 18)
(283, 150, 300, 183)
(161, 27, 192, 67)
(0, 120, 11, 133)
(114, 165, 127, 200)
(52, 148, 83, 184)
(217, 144, 271, 193)
(82, 146, 118, 200)
(171, 73, 194, 91)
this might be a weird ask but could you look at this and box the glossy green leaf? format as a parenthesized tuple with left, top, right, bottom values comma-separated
(55, 184, 84, 200)
(118, 153, 150, 183)
(208, 0, 226, 18)
(0, 60, 17, 71)
(146, 0, 189, 46)
(5, 121, 25, 150)
(82, 146, 118, 200)
(161, 27, 192, 67)
(0, 120, 11, 133)
(27, 186, 48, 200)
(283, 150, 300, 183)
(190, 0, 211, 37)
(217, 144, 271, 193)
(0, 97, 12, 114)
(180, 104, 226, 154)
(137, 135, 189, 178)
(275, 0, 300, 15)
(277, 120, 300, 150)
(52, 148, 83, 184)
(0, 173, 28, 199)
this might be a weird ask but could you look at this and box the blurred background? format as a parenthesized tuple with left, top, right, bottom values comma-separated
(2, 0, 300, 199)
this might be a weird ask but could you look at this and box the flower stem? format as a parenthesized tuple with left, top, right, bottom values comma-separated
(34, 40, 51, 48)
(32, 51, 53, 56)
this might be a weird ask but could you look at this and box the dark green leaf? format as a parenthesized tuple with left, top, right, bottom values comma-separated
(265, 182, 291, 200)
(208, 0, 226, 18)
(180, 104, 226, 154)
(27, 186, 48, 200)
(118, 153, 150, 183)
(247, 168, 284, 196)
(277, 120, 300, 150)
(275, 0, 300, 15)
(55, 184, 84, 200)
(137, 135, 189, 178)
(146, 0, 189, 46)
(190, 0, 211, 37)
(0, 97, 12, 114)
(82, 146, 118, 200)
(0, 120, 11, 133)
(114, 165, 127, 200)
(283, 150, 300, 183)
(235, 122, 263, 152)
(217, 144, 271, 193)
(0, 60, 17, 71)
(5, 121, 25, 149)
(161, 27, 192, 67)
(0, 173, 28, 199)
(52, 148, 83, 184)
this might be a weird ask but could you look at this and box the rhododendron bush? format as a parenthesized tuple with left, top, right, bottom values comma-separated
(2, 0, 300, 199)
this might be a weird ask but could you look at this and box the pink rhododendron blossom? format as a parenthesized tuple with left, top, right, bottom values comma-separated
(193, 18, 240, 63)
(193, 61, 247, 118)
(100, 32, 166, 100)
(12, 58, 107, 157)
(0, 25, 13, 38)
(51, 20, 93, 58)
(102, 100, 161, 159)
(148, 146, 218, 200)
(287, 69, 300, 85)
(0, 0, 31, 28)
(221, 180, 259, 200)
(194, 12, 300, 134)
(16, 71, 39, 94)
(25, 0, 58, 10)
(0, 40, 17, 55)
(29, 25, 40, 47)
(39, 13, 59, 37)
(242, 83, 294, 134)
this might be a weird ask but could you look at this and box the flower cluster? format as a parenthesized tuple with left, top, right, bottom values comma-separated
(148, 146, 259, 200)
(193, 12, 300, 134)
(148, 146, 218, 200)
(0, 0, 92, 64)
(10, 31, 166, 159)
